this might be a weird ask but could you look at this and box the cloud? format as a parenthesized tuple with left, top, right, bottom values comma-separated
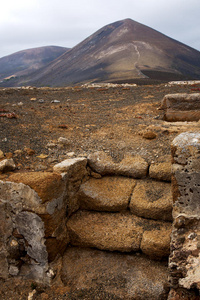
(0, 0, 199, 58)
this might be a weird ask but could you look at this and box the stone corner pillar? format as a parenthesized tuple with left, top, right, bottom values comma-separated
(169, 132, 200, 297)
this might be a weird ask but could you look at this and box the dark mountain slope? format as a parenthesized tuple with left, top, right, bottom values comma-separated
(0, 46, 69, 83)
(26, 18, 200, 86)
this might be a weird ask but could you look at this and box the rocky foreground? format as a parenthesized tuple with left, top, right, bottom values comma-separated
(0, 82, 200, 299)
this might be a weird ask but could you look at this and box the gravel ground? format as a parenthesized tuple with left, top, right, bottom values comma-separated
(1, 83, 199, 172)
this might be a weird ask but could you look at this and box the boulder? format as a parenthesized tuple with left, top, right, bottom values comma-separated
(0, 158, 15, 172)
(130, 179, 172, 221)
(78, 176, 136, 211)
(149, 162, 171, 181)
(67, 211, 143, 252)
(61, 247, 169, 300)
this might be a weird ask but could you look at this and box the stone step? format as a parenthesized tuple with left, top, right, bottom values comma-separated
(78, 176, 172, 221)
(67, 211, 171, 259)
(78, 176, 136, 212)
(88, 151, 148, 178)
(61, 247, 169, 300)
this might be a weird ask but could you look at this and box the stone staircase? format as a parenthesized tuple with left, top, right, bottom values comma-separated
(61, 152, 173, 299)
(0, 151, 173, 299)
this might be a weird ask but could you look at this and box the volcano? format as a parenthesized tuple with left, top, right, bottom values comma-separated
(1, 19, 200, 87)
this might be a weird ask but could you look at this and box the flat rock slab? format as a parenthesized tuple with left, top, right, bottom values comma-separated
(159, 93, 200, 122)
(130, 179, 172, 221)
(88, 151, 148, 178)
(67, 210, 171, 258)
(61, 247, 169, 300)
(78, 176, 136, 211)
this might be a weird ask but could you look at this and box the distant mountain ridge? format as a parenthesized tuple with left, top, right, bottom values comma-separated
(1, 19, 200, 87)
(0, 46, 69, 83)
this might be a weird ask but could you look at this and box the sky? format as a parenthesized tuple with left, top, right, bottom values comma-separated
(0, 0, 200, 58)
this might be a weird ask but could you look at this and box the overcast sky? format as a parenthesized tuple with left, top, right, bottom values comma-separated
(0, 0, 200, 58)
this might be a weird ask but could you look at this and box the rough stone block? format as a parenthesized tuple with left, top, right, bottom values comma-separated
(87, 151, 117, 175)
(67, 210, 172, 258)
(141, 225, 171, 259)
(67, 211, 143, 252)
(88, 151, 148, 178)
(8, 171, 65, 203)
(53, 157, 87, 177)
(149, 162, 171, 182)
(117, 155, 148, 178)
(0, 178, 69, 281)
(130, 179, 172, 221)
(78, 176, 136, 211)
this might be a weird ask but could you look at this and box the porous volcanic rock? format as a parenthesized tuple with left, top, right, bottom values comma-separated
(78, 176, 136, 211)
(142, 130, 157, 139)
(130, 179, 172, 221)
(170, 132, 200, 292)
(0, 201, 13, 279)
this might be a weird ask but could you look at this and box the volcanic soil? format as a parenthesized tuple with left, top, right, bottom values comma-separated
(1, 82, 200, 175)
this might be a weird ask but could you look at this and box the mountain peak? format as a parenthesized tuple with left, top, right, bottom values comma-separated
(1, 19, 200, 87)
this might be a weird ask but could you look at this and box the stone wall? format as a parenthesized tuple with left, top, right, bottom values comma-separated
(0, 152, 172, 290)
(0, 158, 87, 283)
(169, 132, 200, 299)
